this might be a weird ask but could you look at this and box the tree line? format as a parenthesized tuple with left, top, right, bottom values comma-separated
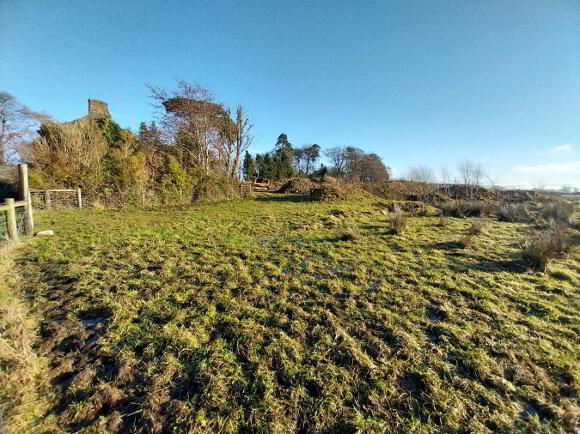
(1, 81, 391, 205)
(242, 138, 391, 182)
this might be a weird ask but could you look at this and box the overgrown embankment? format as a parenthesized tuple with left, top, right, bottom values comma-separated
(0, 244, 54, 433)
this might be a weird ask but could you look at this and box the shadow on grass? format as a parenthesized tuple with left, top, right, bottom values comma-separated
(254, 194, 308, 203)
(360, 224, 385, 231)
(429, 240, 529, 273)
(464, 258, 528, 273)
(431, 241, 464, 250)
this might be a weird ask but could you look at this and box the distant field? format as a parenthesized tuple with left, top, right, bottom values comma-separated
(7, 194, 580, 432)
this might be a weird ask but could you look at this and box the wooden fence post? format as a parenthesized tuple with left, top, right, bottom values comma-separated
(5, 198, 18, 241)
(18, 163, 33, 235)
(25, 192, 34, 235)
(44, 190, 51, 210)
(77, 187, 82, 209)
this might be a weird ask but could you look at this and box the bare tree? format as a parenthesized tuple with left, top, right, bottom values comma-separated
(457, 159, 485, 198)
(324, 146, 347, 177)
(149, 80, 229, 176)
(440, 165, 451, 197)
(344, 147, 365, 181)
(0, 92, 50, 164)
(407, 166, 434, 184)
(358, 153, 389, 182)
(532, 178, 546, 192)
(231, 105, 253, 179)
(407, 165, 434, 199)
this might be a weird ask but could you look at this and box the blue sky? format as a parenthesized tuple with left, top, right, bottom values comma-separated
(1, 0, 579, 188)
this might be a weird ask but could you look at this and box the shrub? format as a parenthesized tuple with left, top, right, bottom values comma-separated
(467, 220, 485, 236)
(390, 211, 407, 235)
(440, 201, 493, 218)
(24, 121, 108, 193)
(497, 203, 530, 222)
(440, 203, 464, 218)
(191, 172, 245, 202)
(540, 199, 574, 224)
(521, 222, 570, 271)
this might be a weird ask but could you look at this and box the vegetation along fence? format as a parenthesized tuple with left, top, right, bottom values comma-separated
(30, 188, 82, 210)
(0, 164, 34, 241)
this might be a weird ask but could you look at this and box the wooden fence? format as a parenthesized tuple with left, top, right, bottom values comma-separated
(0, 164, 34, 241)
(30, 188, 82, 210)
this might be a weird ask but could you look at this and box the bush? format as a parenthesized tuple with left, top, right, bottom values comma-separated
(467, 220, 485, 236)
(540, 199, 574, 224)
(439, 201, 493, 218)
(521, 222, 570, 271)
(24, 121, 107, 193)
(496, 203, 530, 222)
(390, 211, 407, 235)
(191, 171, 246, 202)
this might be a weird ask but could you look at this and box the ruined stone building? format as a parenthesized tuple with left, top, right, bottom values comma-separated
(69, 99, 110, 123)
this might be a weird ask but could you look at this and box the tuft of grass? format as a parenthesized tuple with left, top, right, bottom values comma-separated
(437, 216, 450, 227)
(336, 222, 361, 241)
(458, 234, 474, 249)
(466, 219, 485, 236)
(521, 222, 571, 271)
(389, 211, 407, 234)
(497, 203, 530, 223)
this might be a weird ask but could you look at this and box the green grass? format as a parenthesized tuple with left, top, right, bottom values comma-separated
(8, 194, 580, 433)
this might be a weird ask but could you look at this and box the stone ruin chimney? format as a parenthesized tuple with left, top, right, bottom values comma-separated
(87, 99, 109, 120)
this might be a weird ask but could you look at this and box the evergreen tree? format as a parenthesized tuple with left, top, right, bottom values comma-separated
(242, 151, 255, 180)
(262, 153, 274, 178)
(273, 133, 294, 178)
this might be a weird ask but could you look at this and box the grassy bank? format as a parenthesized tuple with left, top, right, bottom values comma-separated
(6, 194, 580, 432)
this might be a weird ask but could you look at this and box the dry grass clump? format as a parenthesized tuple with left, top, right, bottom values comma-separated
(375, 201, 439, 216)
(336, 222, 361, 241)
(521, 222, 571, 271)
(459, 234, 474, 249)
(540, 199, 574, 224)
(389, 210, 407, 235)
(308, 184, 373, 202)
(0, 246, 52, 433)
(466, 219, 485, 236)
(437, 216, 450, 227)
(439, 201, 493, 218)
(496, 203, 530, 222)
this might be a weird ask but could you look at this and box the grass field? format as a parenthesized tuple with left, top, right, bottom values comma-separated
(4, 194, 580, 433)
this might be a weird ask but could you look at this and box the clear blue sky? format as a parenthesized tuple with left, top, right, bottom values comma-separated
(2, 0, 579, 187)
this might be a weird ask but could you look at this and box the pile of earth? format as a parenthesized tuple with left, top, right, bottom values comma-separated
(307, 184, 374, 202)
(277, 178, 316, 194)
(366, 181, 530, 203)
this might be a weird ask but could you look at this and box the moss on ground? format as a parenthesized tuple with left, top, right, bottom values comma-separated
(8, 194, 580, 433)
